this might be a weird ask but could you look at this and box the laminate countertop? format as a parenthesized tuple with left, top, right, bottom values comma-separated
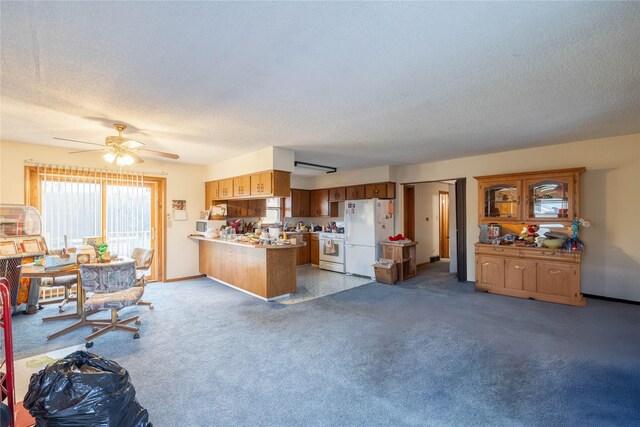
(188, 235, 306, 249)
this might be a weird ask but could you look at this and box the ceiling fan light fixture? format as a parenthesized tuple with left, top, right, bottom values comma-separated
(103, 152, 117, 164)
(116, 153, 136, 166)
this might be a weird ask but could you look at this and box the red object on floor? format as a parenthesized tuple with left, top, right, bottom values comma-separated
(15, 402, 35, 427)
(388, 234, 405, 241)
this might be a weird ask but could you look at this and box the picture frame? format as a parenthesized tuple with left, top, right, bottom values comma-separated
(200, 210, 211, 220)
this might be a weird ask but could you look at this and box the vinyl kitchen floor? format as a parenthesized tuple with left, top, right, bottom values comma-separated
(280, 265, 371, 304)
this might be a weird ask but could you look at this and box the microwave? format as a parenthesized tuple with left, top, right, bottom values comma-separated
(195, 220, 217, 235)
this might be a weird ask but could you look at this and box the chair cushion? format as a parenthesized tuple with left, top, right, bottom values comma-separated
(84, 286, 143, 311)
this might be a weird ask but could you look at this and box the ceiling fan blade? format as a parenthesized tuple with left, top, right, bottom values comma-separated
(137, 148, 179, 160)
(122, 139, 145, 149)
(128, 151, 144, 164)
(53, 137, 104, 147)
(69, 149, 105, 154)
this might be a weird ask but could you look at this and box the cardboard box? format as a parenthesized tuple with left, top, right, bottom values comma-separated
(373, 262, 399, 285)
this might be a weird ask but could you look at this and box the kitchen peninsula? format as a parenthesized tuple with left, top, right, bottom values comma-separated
(191, 236, 305, 300)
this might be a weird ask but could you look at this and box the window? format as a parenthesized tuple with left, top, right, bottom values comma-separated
(25, 164, 166, 281)
(263, 197, 282, 224)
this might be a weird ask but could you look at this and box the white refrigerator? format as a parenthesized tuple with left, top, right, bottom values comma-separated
(344, 199, 395, 278)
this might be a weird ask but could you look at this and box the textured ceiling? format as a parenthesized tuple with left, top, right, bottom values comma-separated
(1, 2, 639, 168)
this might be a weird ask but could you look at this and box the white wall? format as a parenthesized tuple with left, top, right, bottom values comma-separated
(413, 182, 450, 264)
(0, 140, 207, 280)
(394, 133, 640, 301)
(311, 165, 392, 189)
(205, 146, 295, 181)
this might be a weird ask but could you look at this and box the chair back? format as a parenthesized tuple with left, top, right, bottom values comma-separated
(80, 262, 135, 294)
(131, 248, 154, 270)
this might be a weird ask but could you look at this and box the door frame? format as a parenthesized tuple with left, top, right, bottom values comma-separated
(403, 185, 415, 241)
(439, 191, 449, 258)
(401, 178, 467, 282)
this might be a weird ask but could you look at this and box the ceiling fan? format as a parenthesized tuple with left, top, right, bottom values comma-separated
(54, 123, 179, 166)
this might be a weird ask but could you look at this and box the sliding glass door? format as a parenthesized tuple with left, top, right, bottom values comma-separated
(27, 165, 163, 281)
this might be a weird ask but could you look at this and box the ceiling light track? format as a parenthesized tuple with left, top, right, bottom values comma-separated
(294, 161, 337, 174)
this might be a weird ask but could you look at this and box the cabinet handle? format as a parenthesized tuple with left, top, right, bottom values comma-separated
(493, 248, 504, 252)
(549, 268, 563, 275)
(514, 265, 524, 270)
(541, 251, 556, 257)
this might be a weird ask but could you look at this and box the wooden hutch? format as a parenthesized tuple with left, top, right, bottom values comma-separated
(474, 167, 586, 306)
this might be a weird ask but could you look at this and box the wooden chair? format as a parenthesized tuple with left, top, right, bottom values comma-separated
(131, 248, 154, 309)
(79, 261, 142, 347)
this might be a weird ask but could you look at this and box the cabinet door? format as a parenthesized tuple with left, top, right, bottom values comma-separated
(329, 187, 346, 202)
(233, 176, 250, 197)
(476, 255, 504, 289)
(310, 234, 320, 265)
(219, 179, 233, 198)
(346, 185, 365, 200)
(505, 259, 537, 292)
(536, 261, 579, 297)
(247, 199, 266, 217)
(251, 172, 273, 196)
(524, 175, 574, 222)
(290, 189, 310, 217)
(478, 179, 521, 222)
(205, 181, 219, 208)
(310, 189, 329, 216)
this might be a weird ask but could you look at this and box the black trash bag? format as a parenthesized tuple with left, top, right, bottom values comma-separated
(23, 351, 150, 427)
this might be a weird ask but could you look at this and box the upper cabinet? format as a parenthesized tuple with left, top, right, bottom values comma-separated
(286, 189, 310, 217)
(329, 187, 346, 202)
(218, 179, 234, 199)
(233, 175, 251, 197)
(364, 182, 396, 199)
(478, 179, 521, 222)
(475, 168, 585, 224)
(205, 170, 291, 203)
(309, 189, 329, 217)
(204, 181, 219, 209)
(345, 185, 366, 200)
(524, 176, 574, 222)
(250, 172, 272, 196)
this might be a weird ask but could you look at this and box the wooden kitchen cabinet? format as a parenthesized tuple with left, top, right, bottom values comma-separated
(218, 179, 234, 199)
(205, 181, 219, 209)
(250, 172, 273, 196)
(295, 233, 311, 266)
(329, 187, 346, 202)
(226, 200, 246, 217)
(310, 233, 319, 265)
(309, 189, 330, 217)
(286, 189, 310, 217)
(247, 199, 266, 217)
(475, 168, 584, 224)
(345, 185, 366, 200)
(474, 243, 584, 306)
(365, 182, 396, 199)
(233, 175, 251, 197)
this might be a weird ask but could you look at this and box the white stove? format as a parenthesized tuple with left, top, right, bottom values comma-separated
(318, 232, 345, 273)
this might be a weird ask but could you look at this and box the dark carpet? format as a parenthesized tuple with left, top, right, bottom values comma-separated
(5, 262, 640, 426)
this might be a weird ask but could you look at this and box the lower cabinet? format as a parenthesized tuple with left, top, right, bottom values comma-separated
(310, 233, 319, 265)
(295, 233, 311, 266)
(475, 244, 584, 306)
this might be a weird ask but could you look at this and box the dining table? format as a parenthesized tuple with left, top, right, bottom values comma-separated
(20, 257, 134, 340)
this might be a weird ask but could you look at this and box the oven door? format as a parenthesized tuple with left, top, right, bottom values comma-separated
(319, 237, 344, 264)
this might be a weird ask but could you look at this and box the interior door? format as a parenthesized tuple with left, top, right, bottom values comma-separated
(403, 185, 415, 241)
(439, 191, 449, 258)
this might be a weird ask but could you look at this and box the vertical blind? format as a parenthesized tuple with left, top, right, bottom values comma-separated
(30, 162, 149, 256)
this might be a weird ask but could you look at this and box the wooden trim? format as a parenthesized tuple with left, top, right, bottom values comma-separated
(402, 185, 415, 241)
(163, 274, 206, 283)
(439, 191, 449, 258)
(473, 167, 586, 180)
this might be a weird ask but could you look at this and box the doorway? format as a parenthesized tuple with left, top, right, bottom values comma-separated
(401, 178, 466, 283)
(439, 191, 449, 259)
